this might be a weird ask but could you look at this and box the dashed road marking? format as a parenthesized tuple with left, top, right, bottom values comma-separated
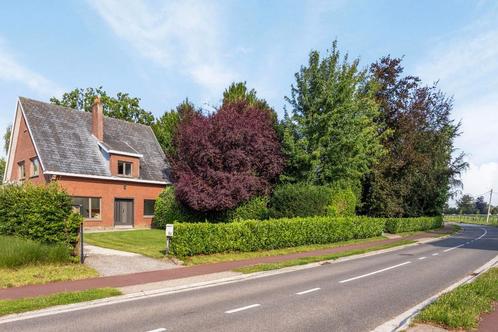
(339, 261, 411, 284)
(225, 304, 261, 314)
(146, 328, 167, 332)
(418, 256, 427, 260)
(432, 253, 439, 256)
(296, 288, 321, 295)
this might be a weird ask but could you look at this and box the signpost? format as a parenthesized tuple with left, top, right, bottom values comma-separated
(165, 224, 174, 256)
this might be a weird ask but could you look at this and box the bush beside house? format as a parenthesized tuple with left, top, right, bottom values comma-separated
(0, 183, 81, 247)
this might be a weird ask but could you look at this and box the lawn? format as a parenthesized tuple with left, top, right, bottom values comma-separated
(415, 267, 498, 330)
(85, 229, 166, 259)
(0, 288, 121, 317)
(0, 235, 98, 288)
(234, 239, 415, 273)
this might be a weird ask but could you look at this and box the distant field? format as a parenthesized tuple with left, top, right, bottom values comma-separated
(444, 214, 498, 225)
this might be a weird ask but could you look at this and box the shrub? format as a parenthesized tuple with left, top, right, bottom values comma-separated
(384, 216, 443, 233)
(0, 183, 79, 247)
(170, 216, 386, 257)
(229, 196, 269, 221)
(172, 101, 284, 212)
(269, 184, 357, 219)
(153, 187, 230, 228)
(269, 184, 333, 218)
(0, 235, 73, 268)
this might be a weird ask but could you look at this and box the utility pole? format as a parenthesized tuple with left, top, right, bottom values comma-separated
(486, 189, 493, 224)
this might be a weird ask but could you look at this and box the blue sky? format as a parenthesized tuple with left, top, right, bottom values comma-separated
(1, 0, 497, 203)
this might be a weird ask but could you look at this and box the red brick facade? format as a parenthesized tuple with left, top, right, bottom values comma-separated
(5, 105, 167, 229)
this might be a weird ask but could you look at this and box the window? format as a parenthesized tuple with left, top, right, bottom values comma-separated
(72, 197, 101, 219)
(18, 161, 25, 180)
(31, 158, 40, 177)
(118, 161, 132, 176)
(144, 200, 155, 216)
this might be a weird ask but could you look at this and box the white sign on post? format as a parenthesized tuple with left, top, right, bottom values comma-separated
(166, 224, 174, 237)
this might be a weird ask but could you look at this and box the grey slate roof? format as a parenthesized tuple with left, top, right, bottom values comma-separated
(19, 97, 170, 183)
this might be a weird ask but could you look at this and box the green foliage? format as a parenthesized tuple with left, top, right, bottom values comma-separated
(152, 99, 197, 157)
(3, 125, 11, 155)
(0, 158, 5, 184)
(361, 57, 467, 217)
(0, 235, 73, 268)
(384, 216, 443, 233)
(170, 216, 387, 257)
(0, 183, 80, 247)
(230, 196, 269, 221)
(269, 184, 334, 218)
(328, 186, 357, 217)
(268, 183, 357, 219)
(281, 41, 385, 186)
(50, 87, 155, 125)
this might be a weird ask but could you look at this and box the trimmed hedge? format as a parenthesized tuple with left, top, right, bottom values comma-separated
(0, 183, 81, 247)
(170, 216, 386, 257)
(384, 216, 443, 233)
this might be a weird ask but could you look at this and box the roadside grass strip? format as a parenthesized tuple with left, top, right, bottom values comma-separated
(234, 240, 415, 274)
(415, 267, 498, 330)
(0, 288, 122, 317)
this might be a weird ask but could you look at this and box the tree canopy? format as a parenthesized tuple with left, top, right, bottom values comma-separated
(50, 87, 155, 125)
(171, 101, 284, 212)
(360, 57, 467, 217)
(280, 41, 385, 189)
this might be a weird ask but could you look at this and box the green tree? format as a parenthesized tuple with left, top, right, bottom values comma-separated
(50, 87, 155, 125)
(152, 99, 197, 158)
(3, 125, 11, 155)
(0, 158, 5, 183)
(457, 194, 476, 214)
(475, 196, 489, 214)
(361, 57, 467, 217)
(281, 41, 385, 189)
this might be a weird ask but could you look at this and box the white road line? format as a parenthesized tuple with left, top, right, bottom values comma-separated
(443, 244, 465, 253)
(477, 228, 488, 240)
(339, 261, 411, 284)
(225, 304, 261, 314)
(432, 253, 439, 256)
(418, 256, 427, 260)
(146, 328, 167, 332)
(296, 287, 321, 295)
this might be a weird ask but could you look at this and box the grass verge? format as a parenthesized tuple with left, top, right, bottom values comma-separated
(234, 239, 415, 274)
(0, 264, 99, 289)
(183, 237, 387, 265)
(0, 288, 121, 317)
(415, 267, 498, 330)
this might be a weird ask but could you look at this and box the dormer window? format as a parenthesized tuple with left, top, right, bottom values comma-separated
(118, 161, 132, 177)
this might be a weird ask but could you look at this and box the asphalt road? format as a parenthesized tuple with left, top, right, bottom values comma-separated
(1, 224, 497, 332)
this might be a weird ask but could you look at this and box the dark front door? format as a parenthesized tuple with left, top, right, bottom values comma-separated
(114, 199, 134, 226)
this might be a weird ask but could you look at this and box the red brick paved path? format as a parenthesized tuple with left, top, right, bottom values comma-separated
(0, 231, 447, 300)
(478, 302, 498, 332)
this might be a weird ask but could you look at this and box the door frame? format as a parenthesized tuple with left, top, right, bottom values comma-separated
(114, 198, 135, 227)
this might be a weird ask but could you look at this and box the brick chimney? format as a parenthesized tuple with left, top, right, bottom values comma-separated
(92, 96, 104, 141)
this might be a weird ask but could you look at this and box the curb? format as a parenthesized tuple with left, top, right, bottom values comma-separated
(372, 253, 498, 332)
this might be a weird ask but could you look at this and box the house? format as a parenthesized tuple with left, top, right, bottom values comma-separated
(3, 97, 170, 229)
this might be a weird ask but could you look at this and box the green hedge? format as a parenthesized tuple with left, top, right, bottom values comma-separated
(0, 183, 81, 247)
(229, 196, 269, 221)
(170, 216, 386, 257)
(268, 184, 357, 219)
(384, 216, 443, 233)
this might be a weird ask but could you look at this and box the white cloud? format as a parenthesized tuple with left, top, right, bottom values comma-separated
(460, 161, 498, 205)
(0, 39, 63, 97)
(415, 8, 498, 200)
(88, 0, 236, 101)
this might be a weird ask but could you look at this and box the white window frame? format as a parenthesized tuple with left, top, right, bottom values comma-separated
(18, 161, 25, 180)
(117, 161, 133, 177)
(30, 157, 40, 177)
(72, 197, 102, 220)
